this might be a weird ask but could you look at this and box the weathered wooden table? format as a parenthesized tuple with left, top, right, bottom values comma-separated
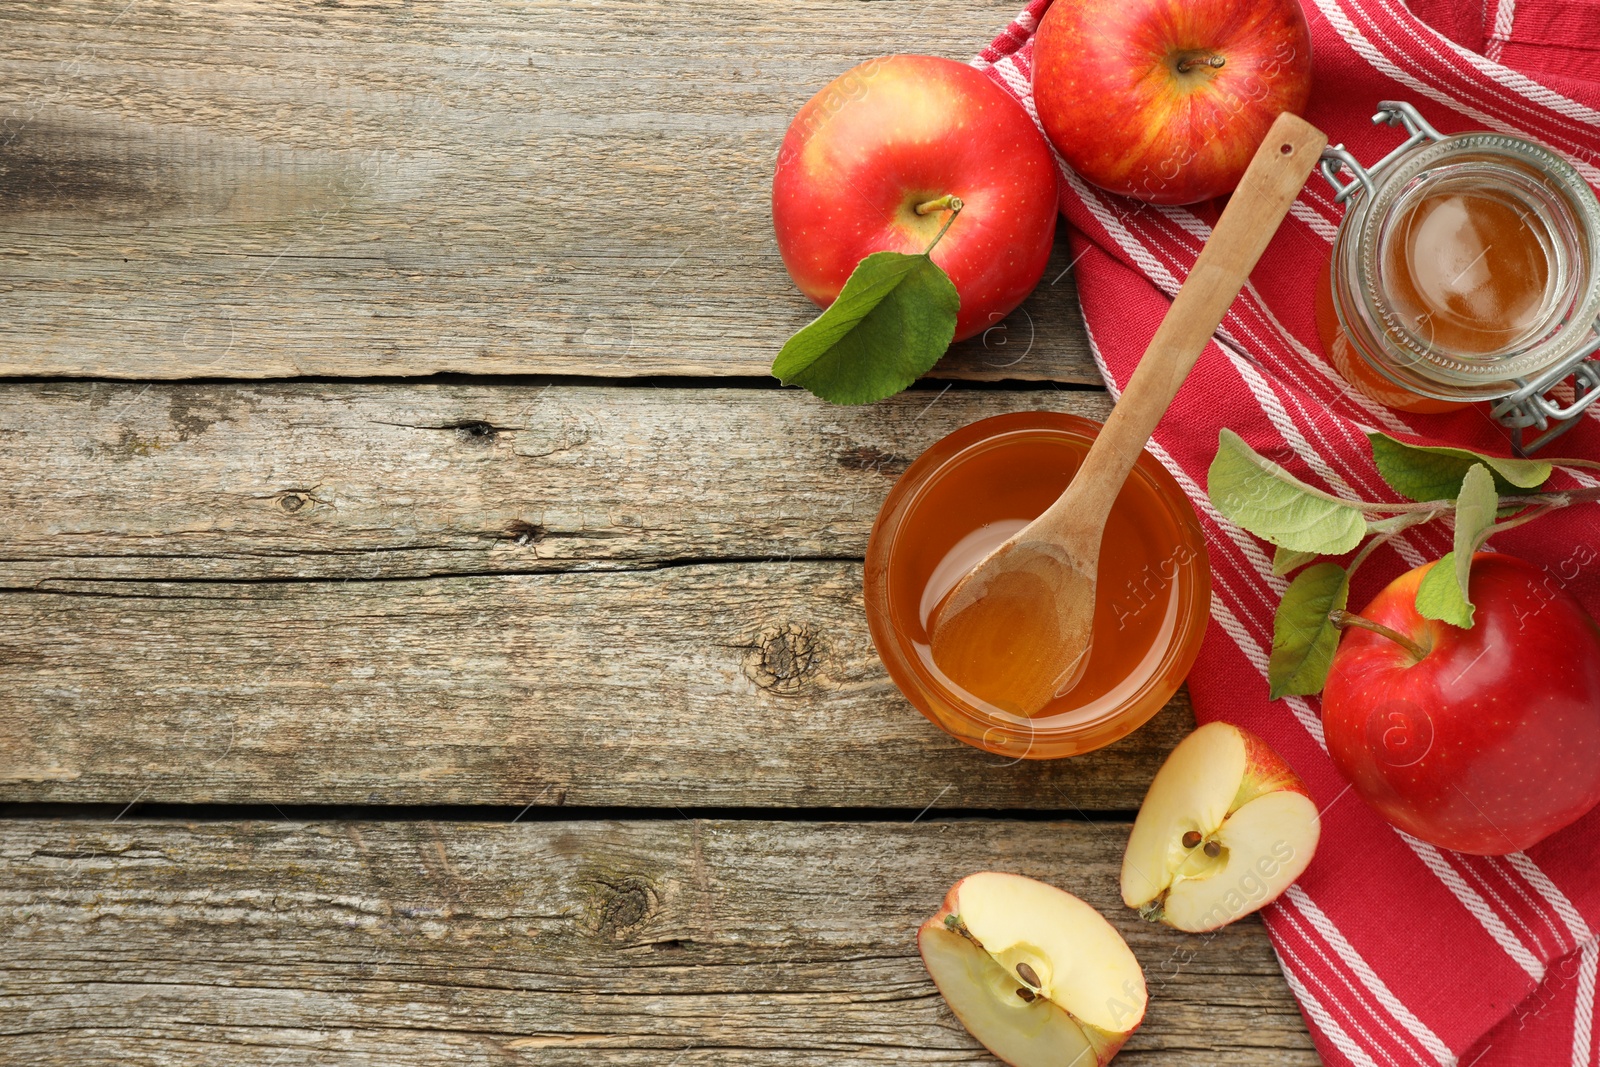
(1, 2, 1317, 1062)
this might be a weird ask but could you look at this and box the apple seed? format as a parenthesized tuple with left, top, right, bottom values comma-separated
(1203, 840, 1222, 858)
(1181, 830, 1202, 849)
(1015, 987, 1037, 1003)
(1015, 961, 1041, 988)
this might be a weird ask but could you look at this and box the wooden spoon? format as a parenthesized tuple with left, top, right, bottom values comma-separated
(927, 112, 1327, 717)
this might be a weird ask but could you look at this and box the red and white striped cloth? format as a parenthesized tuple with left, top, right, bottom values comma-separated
(971, 1, 1600, 1064)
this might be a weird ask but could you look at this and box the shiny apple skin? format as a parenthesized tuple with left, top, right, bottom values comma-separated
(1322, 553, 1600, 855)
(1032, 0, 1312, 205)
(772, 55, 1059, 342)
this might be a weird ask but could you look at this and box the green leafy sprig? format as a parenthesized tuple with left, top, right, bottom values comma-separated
(773, 197, 963, 405)
(1206, 430, 1600, 699)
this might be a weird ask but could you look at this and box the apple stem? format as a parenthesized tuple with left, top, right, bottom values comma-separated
(1490, 502, 1558, 536)
(915, 194, 963, 216)
(1329, 609, 1428, 660)
(918, 197, 965, 256)
(1175, 52, 1226, 74)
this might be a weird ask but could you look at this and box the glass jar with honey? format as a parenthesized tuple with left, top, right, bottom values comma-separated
(1316, 102, 1600, 450)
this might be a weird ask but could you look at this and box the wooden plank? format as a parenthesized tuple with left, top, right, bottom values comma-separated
(0, 0, 1094, 383)
(0, 382, 1112, 582)
(0, 560, 1196, 807)
(0, 817, 1315, 1064)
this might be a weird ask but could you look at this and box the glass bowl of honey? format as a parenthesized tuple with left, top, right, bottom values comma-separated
(864, 410, 1211, 760)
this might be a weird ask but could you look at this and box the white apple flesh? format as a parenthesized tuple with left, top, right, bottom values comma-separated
(919, 872, 1146, 1067)
(1122, 722, 1319, 932)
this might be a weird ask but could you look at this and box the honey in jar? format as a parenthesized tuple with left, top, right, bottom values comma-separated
(1319, 110, 1600, 415)
(1314, 258, 1460, 414)
(1384, 186, 1552, 354)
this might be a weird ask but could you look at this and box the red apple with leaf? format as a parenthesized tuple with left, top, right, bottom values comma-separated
(1322, 553, 1600, 855)
(771, 55, 1060, 403)
(1032, 0, 1313, 204)
(1207, 429, 1600, 855)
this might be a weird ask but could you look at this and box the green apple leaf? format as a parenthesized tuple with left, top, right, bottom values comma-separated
(1207, 430, 1368, 554)
(1268, 563, 1351, 699)
(1414, 464, 1498, 628)
(1272, 545, 1320, 576)
(1367, 431, 1552, 502)
(1453, 463, 1501, 555)
(1415, 552, 1472, 628)
(772, 250, 958, 405)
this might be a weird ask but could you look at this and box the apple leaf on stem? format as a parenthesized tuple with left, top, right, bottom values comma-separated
(1269, 563, 1351, 698)
(1207, 430, 1368, 554)
(1415, 464, 1499, 628)
(773, 203, 964, 406)
(1208, 432, 1598, 700)
(1415, 554, 1471, 629)
(1367, 431, 1552, 502)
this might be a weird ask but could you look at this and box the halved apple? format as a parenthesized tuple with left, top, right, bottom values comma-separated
(1122, 721, 1319, 932)
(919, 872, 1146, 1066)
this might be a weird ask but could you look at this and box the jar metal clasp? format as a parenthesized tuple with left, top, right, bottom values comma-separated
(1316, 101, 1600, 454)
(1319, 101, 1446, 204)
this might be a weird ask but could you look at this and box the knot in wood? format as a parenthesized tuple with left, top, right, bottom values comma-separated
(276, 491, 310, 514)
(744, 622, 819, 694)
(582, 874, 656, 940)
(453, 421, 499, 444)
(503, 521, 546, 546)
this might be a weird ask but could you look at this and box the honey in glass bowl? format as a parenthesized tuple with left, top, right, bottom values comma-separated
(863, 411, 1210, 760)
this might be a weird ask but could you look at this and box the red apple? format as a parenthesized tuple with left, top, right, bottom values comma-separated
(1032, 0, 1313, 205)
(772, 55, 1059, 342)
(1322, 553, 1600, 855)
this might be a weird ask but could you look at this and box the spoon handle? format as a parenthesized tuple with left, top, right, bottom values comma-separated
(1048, 112, 1327, 533)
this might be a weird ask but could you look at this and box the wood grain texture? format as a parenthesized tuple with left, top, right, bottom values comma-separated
(0, 382, 1112, 582)
(0, 559, 1197, 807)
(0, 817, 1315, 1064)
(0, 0, 1094, 383)
(0, 3, 1312, 1057)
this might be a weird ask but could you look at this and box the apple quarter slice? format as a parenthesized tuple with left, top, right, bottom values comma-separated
(919, 872, 1146, 1067)
(1122, 721, 1319, 933)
